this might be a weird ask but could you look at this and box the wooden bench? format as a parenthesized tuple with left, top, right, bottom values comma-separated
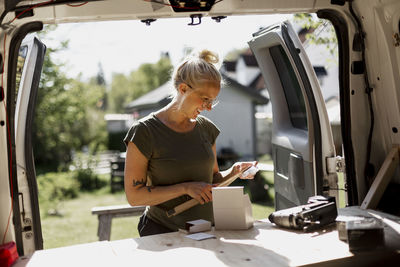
(91, 204, 146, 241)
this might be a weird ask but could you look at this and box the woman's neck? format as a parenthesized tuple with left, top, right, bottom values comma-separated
(155, 102, 196, 132)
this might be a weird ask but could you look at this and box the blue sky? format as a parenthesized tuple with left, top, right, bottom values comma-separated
(42, 14, 292, 83)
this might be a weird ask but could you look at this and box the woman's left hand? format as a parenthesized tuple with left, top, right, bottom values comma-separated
(230, 161, 258, 180)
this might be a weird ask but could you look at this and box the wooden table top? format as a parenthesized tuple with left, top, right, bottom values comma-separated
(15, 207, 400, 267)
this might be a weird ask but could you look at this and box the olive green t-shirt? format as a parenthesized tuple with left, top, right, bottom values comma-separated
(124, 113, 220, 231)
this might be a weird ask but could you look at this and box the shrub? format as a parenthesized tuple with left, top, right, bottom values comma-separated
(70, 152, 106, 191)
(37, 172, 80, 216)
(74, 168, 106, 191)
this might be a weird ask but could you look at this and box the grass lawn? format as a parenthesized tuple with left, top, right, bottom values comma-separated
(337, 172, 346, 208)
(40, 188, 141, 249)
(41, 171, 276, 249)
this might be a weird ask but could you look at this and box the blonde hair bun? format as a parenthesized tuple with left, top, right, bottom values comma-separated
(171, 48, 222, 91)
(198, 49, 219, 65)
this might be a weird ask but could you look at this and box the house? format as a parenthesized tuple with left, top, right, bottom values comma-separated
(124, 74, 268, 165)
(221, 51, 273, 155)
(235, 53, 260, 86)
(222, 24, 341, 156)
(125, 82, 173, 119)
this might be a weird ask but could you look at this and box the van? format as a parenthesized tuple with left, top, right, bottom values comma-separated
(1, 0, 399, 264)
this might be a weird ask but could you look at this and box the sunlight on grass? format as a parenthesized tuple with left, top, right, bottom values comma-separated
(337, 172, 346, 208)
(41, 190, 138, 249)
(258, 153, 273, 165)
(252, 202, 275, 220)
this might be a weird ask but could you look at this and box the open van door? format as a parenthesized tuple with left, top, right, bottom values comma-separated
(13, 34, 46, 255)
(248, 21, 338, 210)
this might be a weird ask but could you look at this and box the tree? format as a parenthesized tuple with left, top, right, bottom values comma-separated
(293, 13, 338, 58)
(95, 62, 106, 86)
(89, 62, 108, 111)
(33, 26, 107, 171)
(108, 54, 172, 113)
(108, 73, 131, 113)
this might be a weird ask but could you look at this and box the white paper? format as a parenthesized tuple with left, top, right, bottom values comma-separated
(241, 166, 259, 178)
(185, 232, 216, 241)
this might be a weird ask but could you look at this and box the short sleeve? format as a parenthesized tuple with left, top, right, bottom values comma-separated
(123, 122, 153, 159)
(198, 116, 220, 145)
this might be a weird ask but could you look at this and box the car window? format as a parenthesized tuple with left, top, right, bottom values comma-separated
(269, 45, 307, 130)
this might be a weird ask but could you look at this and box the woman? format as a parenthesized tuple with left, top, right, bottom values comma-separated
(124, 49, 257, 236)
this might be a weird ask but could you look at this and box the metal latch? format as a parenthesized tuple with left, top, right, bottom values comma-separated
(326, 156, 345, 174)
(19, 192, 33, 239)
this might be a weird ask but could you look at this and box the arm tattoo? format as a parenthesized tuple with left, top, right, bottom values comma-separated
(133, 180, 145, 187)
(133, 180, 154, 192)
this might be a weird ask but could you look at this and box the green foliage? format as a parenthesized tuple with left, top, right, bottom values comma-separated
(95, 62, 106, 87)
(108, 56, 173, 113)
(33, 26, 172, 170)
(33, 25, 108, 170)
(258, 153, 273, 164)
(108, 73, 130, 113)
(37, 172, 80, 216)
(37, 156, 108, 216)
(71, 152, 107, 191)
(293, 13, 338, 58)
(74, 168, 100, 191)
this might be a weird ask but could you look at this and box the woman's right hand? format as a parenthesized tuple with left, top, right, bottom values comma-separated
(184, 182, 213, 205)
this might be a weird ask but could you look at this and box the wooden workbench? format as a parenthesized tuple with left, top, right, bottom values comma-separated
(14, 207, 400, 266)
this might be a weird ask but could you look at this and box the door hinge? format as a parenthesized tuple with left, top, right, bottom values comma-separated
(19, 192, 33, 237)
(326, 156, 345, 174)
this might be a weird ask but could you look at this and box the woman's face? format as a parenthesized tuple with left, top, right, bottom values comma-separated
(180, 81, 220, 119)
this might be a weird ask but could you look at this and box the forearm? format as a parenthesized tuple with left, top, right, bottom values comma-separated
(212, 167, 234, 184)
(125, 182, 188, 206)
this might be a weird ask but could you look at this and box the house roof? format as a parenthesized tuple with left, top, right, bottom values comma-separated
(222, 74, 268, 105)
(125, 82, 174, 110)
(248, 73, 265, 90)
(125, 74, 269, 111)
